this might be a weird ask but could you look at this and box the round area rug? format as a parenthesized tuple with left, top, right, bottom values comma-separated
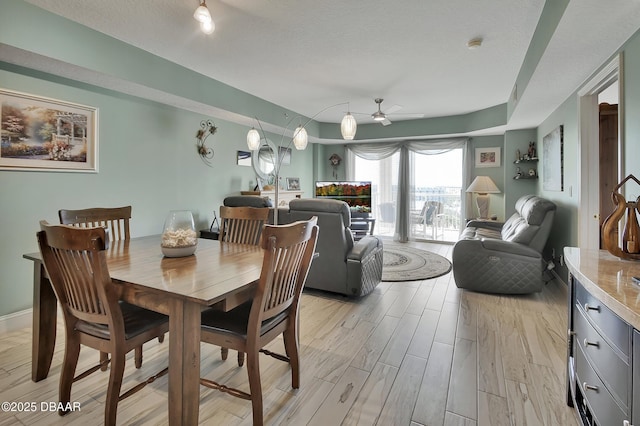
(382, 244, 452, 282)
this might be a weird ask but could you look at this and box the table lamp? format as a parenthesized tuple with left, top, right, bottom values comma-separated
(466, 176, 500, 219)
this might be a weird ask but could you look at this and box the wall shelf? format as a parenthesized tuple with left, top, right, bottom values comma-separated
(514, 148, 538, 180)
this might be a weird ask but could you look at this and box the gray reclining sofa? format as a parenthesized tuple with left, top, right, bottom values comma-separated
(452, 194, 556, 294)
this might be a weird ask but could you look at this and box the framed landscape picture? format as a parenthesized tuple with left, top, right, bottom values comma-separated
(475, 147, 500, 168)
(0, 89, 98, 172)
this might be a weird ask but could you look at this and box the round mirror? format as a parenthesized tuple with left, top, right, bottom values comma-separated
(252, 138, 278, 182)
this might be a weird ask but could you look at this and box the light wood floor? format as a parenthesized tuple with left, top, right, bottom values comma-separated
(0, 241, 578, 425)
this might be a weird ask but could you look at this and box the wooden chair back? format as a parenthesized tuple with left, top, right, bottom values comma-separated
(37, 221, 120, 330)
(250, 217, 318, 335)
(59, 206, 132, 241)
(219, 206, 270, 245)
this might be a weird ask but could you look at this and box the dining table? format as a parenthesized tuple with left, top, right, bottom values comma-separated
(23, 235, 264, 425)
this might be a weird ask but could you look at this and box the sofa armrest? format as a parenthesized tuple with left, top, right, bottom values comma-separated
(347, 235, 382, 261)
(466, 220, 504, 231)
(347, 236, 383, 296)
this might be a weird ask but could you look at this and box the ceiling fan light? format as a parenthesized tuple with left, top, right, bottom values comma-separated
(247, 128, 261, 150)
(200, 19, 215, 34)
(193, 2, 212, 23)
(340, 112, 357, 140)
(292, 125, 308, 150)
(372, 112, 385, 121)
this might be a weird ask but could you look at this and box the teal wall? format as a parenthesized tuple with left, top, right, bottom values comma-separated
(0, 67, 313, 317)
(535, 28, 640, 280)
(469, 135, 506, 221)
(537, 94, 579, 276)
(504, 129, 538, 217)
(624, 33, 640, 186)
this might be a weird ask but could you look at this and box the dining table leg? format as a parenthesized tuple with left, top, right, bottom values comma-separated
(168, 298, 201, 425)
(31, 261, 57, 382)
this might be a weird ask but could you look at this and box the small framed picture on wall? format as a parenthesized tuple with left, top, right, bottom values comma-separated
(286, 177, 300, 190)
(475, 147, 501, 168)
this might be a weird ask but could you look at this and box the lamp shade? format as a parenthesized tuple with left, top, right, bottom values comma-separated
(193, 2, 211, 23)
(466, 176, 500, 194)
(292, 125, 308, 150)
(247, 128, 260, 150)
(340, 112, 357, 140)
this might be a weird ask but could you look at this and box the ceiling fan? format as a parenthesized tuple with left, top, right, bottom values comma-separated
(354, 98, 424, 126)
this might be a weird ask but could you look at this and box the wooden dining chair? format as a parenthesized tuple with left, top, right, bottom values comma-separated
(218, 205, 271, 365)
(58, 206, 156, 369)
(58, 206, 131, 241)
(199, 217, 318, 426)
(37, 221, 169, 426)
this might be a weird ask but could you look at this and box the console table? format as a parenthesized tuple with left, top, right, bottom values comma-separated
(564, 247, 640, 426)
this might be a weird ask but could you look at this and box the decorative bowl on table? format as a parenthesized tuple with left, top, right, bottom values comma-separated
(161, 210, 198, 257)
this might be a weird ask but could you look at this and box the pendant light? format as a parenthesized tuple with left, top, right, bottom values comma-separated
(200, 20, 215, 34)
(193, 2, 211, 22)
(340, 112, 357, 140)
(247, 128, 261, 150)
(194, 1, 214, 34)
(292, 125, 308, 149)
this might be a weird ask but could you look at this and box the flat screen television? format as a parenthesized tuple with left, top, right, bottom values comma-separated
(315, 181, 372, 213)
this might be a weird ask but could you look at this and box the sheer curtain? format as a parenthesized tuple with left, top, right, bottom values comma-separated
(346, 138, 471, 242)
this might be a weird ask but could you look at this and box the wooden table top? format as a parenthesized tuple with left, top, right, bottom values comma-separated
(25, 235, 264, 307)
(564, 247, 640, 329)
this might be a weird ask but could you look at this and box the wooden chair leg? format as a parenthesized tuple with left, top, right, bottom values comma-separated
(134, 346, 142, 369)
(100, 351, 109, 371)
(246, 350, 264, 426)
(59, 332, 81, 416)
(283, 327, 300, 389)
(221, 347, 229, 361)
(105, 350, 126, 426)
(237, 351, 245, 367)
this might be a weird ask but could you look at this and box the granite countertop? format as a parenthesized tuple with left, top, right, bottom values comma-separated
(564, 247, 640, 329)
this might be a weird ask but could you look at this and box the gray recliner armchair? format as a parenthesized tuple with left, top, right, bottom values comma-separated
(277, 198, 383, 297)
(452, 194, 556, 294)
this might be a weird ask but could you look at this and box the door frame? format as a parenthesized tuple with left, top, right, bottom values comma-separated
(577, 54, 624, 250)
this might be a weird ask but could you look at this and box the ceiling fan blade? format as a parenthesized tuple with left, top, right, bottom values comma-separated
(389, 113, 425, 118)
(381, 118, 392, 126)
(384, 104, 403, 114)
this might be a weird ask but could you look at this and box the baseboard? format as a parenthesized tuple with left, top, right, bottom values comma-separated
(550, 268, 567, 286)
(0, 308, 32, 334)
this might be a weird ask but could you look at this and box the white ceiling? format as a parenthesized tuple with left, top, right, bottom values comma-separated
(18, 0, 640, 135)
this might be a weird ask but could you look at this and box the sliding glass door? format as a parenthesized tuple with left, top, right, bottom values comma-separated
(409, 149, 463, 242)
(353, 148, 462, 242)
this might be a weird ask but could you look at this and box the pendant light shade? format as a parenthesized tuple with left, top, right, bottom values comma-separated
(293, 125, 308, 150)
(247, 128, 261, 150)
(193, 2, 212, 23)
(200, 19, 215, 34)
(340, 112, 357, 140)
